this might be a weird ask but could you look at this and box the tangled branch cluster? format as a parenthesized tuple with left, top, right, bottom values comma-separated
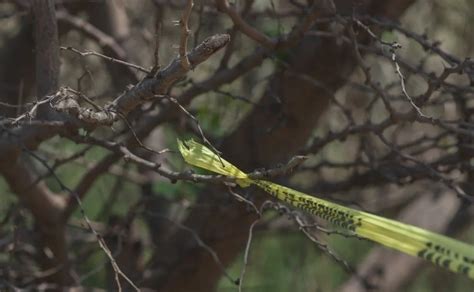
(0, 0, 472, 290)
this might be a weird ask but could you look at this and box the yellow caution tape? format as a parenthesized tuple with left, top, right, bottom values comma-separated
(178, 139, 474, 279)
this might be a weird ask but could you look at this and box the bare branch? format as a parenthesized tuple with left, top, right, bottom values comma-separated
(178, 0, 193, 70)
(107, 33, 230, 117)
(0, 34, 230, 165)
(60, 46, 150, 74)
(216, 0, 275, 49)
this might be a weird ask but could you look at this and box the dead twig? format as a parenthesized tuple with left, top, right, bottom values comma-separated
(178, 0, 194, 70)
(60, 46, 150, 74)
(216, 0, 275, 48)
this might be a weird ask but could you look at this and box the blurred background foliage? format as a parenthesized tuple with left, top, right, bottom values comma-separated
(0, 0, 473, 290)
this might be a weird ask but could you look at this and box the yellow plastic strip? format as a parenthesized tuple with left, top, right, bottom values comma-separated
(178, 139, 474, 279)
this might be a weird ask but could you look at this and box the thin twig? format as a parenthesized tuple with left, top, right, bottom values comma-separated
(60, 46, 150, 74)
(178, 0, 194, 70)
(22, 148, 140, 291)
(165, 95, 225, 165)
(216, 0, 275, 49)
(144, 212, 238, 285)
(238, 219, 259, 292)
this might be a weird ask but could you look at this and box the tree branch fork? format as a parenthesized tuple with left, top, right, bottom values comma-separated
(0, 29, 229, 286)
(0, 33, 230, 162)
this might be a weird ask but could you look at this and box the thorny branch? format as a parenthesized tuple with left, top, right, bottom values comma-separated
(2, 1, 474, 290)
(178, 0, 194, 70)
(60, 46, 150, 74)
